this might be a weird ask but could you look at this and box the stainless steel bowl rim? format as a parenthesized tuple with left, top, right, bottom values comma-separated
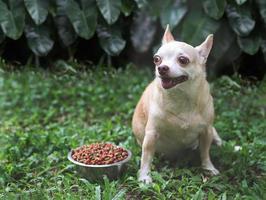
(68, 147, 132, 168)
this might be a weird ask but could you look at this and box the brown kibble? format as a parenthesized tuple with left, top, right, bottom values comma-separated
(71, 143, 128, 165)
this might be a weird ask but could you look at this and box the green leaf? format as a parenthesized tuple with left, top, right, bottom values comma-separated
(255, 0, 266, 25)
(192, 189, 204, 200)
(131, 11, 156, 52)
(0, 28, 5, 43)
(235, 0, 247, 5)
(260, 40, 266, 63)
(25, 23, 54, 56)
(54, 0, 77, 46)
(55, 0, 68, 16)
(207, 20, 241, 78)
(220, 192, 227, 200)
(202, 0, 226, 20)
(24, 0, 49, 25)
(96, 0, 121, 25)
(95, 186, 101, 200)
(112, 189, 126, 200)
(180, 7, 220, 46)
(0, 0, 25, 39)
(54, 15, 77, 46)
(134, 0, 147, 9)
(226, 3, 255, 36)
(97, 25, 126, 56)
(65, 0, 97, 40)
(148, 0, 171, 17)
(160, 0, 187, 29)
(237, 32, 261, 55)
(121, 0, 135, 17)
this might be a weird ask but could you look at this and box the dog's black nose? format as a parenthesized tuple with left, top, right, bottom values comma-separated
(158, 65, 169, 75)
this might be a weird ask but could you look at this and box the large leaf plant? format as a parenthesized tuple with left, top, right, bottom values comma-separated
(0, 0, 264, 77)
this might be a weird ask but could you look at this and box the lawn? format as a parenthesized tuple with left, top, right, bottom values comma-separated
(0, 65, 265, 199)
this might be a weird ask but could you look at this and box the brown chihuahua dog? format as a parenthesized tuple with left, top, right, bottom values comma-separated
(132, 25, 222, 184)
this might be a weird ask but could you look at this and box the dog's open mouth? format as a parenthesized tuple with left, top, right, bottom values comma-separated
(161, 75, 188, 89)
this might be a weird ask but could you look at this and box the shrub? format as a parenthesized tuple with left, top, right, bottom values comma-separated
(0, 0, 265, 78)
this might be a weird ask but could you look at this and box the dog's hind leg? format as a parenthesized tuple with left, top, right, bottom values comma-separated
(212, 127, 222, 146)
(200, 126, 219, 175)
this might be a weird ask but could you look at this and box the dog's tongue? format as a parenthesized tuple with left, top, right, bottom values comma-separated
(161, 76, 188, 89)
(161, 79, 174, 89)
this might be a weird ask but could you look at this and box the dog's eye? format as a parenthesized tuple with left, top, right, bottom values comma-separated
(178, 56, 189, 65)
(153, 55, 162, 65)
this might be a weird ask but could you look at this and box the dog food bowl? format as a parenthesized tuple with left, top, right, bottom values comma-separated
(67, 145, 132, 182)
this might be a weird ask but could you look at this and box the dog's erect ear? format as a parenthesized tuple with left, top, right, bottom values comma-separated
(162, 24, 174, 44)
(195, 34, 213, 65)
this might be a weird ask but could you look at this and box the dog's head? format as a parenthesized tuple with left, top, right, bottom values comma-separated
(154, 25, 213, 89)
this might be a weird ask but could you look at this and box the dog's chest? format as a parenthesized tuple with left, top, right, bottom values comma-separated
(150, 99, 207, 154)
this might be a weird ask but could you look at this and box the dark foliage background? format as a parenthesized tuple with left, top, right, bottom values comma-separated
(0, 0, 265, 79)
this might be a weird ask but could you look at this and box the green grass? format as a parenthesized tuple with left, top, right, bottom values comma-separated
(0, 65, 265, 199)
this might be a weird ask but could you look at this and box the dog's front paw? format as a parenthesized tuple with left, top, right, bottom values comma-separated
(138, 175, 152, 184)
(202, 166, 220, 176)
(202, 161, 220, 176)
(206, 167, 219, 176)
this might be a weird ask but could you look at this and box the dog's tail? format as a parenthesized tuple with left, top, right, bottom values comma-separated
(212, 127, 222, 146)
